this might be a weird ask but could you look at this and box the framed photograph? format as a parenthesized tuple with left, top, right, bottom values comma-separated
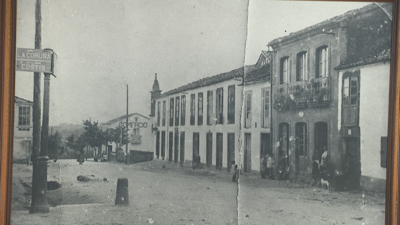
(1, 0, 399, 224)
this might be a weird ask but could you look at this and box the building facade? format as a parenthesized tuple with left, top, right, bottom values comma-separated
(268, 3, 392, 190)
(150, 64, 271, 172)
(13, 96, 33, 164)
(102, 113, 153, 160)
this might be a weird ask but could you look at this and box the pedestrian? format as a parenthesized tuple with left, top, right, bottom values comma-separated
(260, 154, 268, 179)
(231, 160, 239, 182)
(267, 154, 275, 179)
(311, 148, 320, 185)
(320, 147, 328, 167)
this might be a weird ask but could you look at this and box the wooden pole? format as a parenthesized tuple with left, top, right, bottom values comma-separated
(30, 0, 49, 213)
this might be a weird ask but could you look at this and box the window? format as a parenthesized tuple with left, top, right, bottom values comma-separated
(175, 97, 180, 126)
(131, 128, 141, 144)
(181, 95, 186, 126)
(162, 101, 166, 126)
(295, 123, 307, 156)
(262, 88, 270, 128)
(190, 94, 195, 125)
(207, 90, 213, 125)
(216, 88, 224, 124)
(18, 106, 31, 131)
(198, 93, 203, 125)
(342, 71, 360, 126)
(280, 57, 289, 84)
(157, 101, 160, 126)
(169, 98, 174, 126)
(227, 85, 235, 124)
(316, 46, 329, 78)
(296, 52, 307, 81)
(245, 91, 252, 128)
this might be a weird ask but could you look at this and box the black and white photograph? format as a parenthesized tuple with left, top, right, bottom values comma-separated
(11, 0, 394, 224)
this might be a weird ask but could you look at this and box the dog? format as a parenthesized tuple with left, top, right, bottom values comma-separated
(320, 166, 331, 189)
(321, 178, 330, 189)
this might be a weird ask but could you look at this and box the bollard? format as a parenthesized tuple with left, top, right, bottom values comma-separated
(115, 178, 129, 205)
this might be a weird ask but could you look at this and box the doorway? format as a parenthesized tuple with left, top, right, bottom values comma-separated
(156, 131, 160, 159)
(161, 131, 165, 160)
(244, 133, 251, 172)
(174, 128, 179, 163)
(193, 133, 200, 163)
(180, 131, 185, 166)
(216, 133, 223, 170)
(343, 137, 361, 189)
(227, 133, 235, 172)
(260, 133, 271, 158)
(206, 132, 213, 167)
(314, 122, 328, 153)
(169, 132, 173, 162)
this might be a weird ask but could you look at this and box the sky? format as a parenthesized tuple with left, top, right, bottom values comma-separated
(15, 0, 369, 126)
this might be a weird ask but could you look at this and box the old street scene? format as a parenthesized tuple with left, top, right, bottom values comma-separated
(11, 1, 392, 225)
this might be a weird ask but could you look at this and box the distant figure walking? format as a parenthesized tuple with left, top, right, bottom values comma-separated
(260, 154, 268, 179)
(267, 154, 275, 179)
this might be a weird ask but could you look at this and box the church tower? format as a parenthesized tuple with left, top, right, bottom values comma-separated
(150, 73, 161, 117)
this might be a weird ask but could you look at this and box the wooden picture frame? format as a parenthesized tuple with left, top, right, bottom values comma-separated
(1, 0, 399, 224)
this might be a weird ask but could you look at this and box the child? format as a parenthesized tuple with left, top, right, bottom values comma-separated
(231, 161, 239, 182)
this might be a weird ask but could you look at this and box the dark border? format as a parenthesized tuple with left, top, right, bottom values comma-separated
(0, 1, 399, 224)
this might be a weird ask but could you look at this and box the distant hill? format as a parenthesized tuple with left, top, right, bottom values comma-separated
(50, 123, 84, 140)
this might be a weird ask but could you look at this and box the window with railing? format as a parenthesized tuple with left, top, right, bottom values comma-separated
(175, 96, 180, 126)
(216, 88, 224, 124)
(190, 94, 195, 125)
(262, 88, 270, 128)
(181, 95, 186, 126)
(316, 46, 329, 78)
(198, 93, 203, 125)
(245, 91, 252, 128)
(227, 85, 235, 124)
(296, 52, 307, 81)
(342, 70, 360, 126)
(207, 90, 213, 125)
(280, 57, 289, 84)
(162, 101, 166, 126)
(157, 101, 160, 126)
(169, 98, 174, 126)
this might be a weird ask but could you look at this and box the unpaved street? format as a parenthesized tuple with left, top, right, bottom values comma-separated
(11, 159, 385, 225)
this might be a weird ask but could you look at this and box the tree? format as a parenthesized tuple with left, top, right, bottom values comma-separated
(66, 134, 86, 155)
(81, 120, 104, 156)
(48, 131, 63, 158)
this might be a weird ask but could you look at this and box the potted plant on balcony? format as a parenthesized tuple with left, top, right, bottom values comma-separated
(273, 93, 295, 112)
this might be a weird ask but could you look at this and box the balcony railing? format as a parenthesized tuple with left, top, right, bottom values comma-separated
(273, 77, 331, 112)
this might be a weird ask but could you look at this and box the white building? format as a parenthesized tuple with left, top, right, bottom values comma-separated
(13, 96, 33, 164)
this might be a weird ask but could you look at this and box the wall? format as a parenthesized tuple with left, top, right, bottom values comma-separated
(270, 26, 344, 174)
(241, 81, 271, 172)
(13, 101, 33, 163)
(154, 78, 243, 170)
(338, 62, 390, 180)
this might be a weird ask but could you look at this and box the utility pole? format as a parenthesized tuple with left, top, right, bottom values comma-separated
(30, 0, 49, 213)
(125, 84, 129, 164)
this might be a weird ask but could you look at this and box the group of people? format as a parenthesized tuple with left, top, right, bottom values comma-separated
(312, 147, 329, 186)
(260, 154, 275, 179)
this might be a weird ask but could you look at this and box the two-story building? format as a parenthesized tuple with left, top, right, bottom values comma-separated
(150, 60, 271, 173)
(268, 3, 392, 190)
(13, 96, 33, 164)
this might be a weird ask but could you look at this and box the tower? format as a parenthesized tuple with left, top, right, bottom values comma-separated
(150, 73, 161, 117)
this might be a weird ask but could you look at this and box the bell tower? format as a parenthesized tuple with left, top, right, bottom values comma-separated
(150, 73, 161, 117)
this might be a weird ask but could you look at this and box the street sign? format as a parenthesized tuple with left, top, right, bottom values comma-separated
(16, 48, 54, 74)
